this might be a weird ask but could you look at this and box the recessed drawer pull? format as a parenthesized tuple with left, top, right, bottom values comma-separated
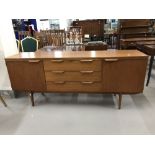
(52, 71, 65, 74)
(53, 81, 65, 84)
(80, 71, 94, 73)
(80, 59, 94, 62)
(104, 59, 119, 62)
(81, 81, 94, 84)
(51, 60, 64, 63)
(28, 60, 40, 63)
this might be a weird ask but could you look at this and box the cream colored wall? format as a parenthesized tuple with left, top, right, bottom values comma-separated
(0, 19, 18, 90)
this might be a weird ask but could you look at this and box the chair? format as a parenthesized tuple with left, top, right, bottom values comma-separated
(0, 95, 7, 107)
(21, 36, 38, 52)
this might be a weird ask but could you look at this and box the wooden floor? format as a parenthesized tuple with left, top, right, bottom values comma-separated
(0, 61, 155, 135)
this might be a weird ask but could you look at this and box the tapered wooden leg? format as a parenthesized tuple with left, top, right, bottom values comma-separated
(29, 92, 34, 106)
(13, 90, 18, 98)
(118, 94, 122, 109)
(146, 56, 154, 86)
(41, 93, 45, 96)
(0, 95, 7, 107)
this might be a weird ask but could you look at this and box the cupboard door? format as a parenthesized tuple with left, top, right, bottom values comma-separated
(6, 60, 46, 91)
(102, 58, 147, 93)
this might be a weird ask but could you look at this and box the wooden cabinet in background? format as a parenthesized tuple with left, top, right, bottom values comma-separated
(118, 19, 155, 49)
(72, 19, 105, 40)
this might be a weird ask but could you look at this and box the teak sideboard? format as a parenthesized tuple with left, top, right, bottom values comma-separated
(5, 50, 148, 109)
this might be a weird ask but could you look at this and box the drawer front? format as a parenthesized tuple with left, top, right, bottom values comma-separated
(46, 81, 102, 92)
(45, 71, 101, 82)
(44, 59, 101, 71)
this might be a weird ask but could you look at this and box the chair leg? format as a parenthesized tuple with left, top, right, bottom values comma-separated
(0, 95, 7, 107)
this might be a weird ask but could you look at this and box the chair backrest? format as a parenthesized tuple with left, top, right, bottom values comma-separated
(21, 36, 38, 52)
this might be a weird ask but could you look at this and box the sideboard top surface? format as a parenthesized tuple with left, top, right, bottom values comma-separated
(5, 49, 148, 60)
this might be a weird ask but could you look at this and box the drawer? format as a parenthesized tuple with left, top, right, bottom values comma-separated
(46, 81, 102, 92)
(44, 59, 101, 71)
(45, 71, 101, 82)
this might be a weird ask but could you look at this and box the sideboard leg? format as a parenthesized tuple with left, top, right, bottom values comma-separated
(146, 56, 154, 86)
(118, 94, 122, 109)
(29, 92, 35, 106)
(0, 95, 7, 107)
(41, 93, 45, 96)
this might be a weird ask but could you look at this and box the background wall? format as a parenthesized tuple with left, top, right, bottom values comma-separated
(0, 19, 18, 90)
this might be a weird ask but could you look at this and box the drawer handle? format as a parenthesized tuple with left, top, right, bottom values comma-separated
(81, 81, 94, 84)
(28, 60, 40, 63)
(104, 59, 118, 62)
(53, 81, 65, 84)
(51, 60, 64, 63)
(80, 71, 94, 74)
(80, 59, 94, 62)
(52, 71, 65, 74)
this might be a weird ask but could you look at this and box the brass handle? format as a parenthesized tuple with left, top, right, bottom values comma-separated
(53, 81, 65, 84)
(80, 59, 93, 62)
(104, 59, 118, 62)
(51, 60, 64, 63)
(80, 71, 94, 74)
(81, 81, 94, 84)
(52, 71, 65, 74)
(28, 60, 40, 63)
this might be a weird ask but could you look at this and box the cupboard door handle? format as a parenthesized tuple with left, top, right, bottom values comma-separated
(80, 71, 94, 73)
(28, 60, 40, 63)
(51, 60, 64, 63)
(81, 81, 94, 84)
(80, 59, 93, 62)
(53, 81, 65, 84)
(52, 71, 65, 74)
(104, 59, 119, 62)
